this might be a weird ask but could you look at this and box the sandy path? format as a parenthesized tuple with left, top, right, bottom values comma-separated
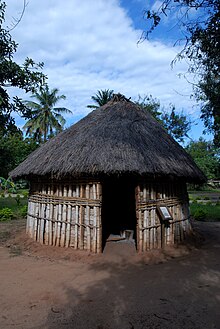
(0, 221, 220, 329)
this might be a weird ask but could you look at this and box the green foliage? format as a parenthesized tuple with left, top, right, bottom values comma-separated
(23, 84, 71, 143)
(160, 106, 191, 143)
(192, 208, 207, 221)
(136, 95, 191, 143)
(0, 192, 28, 219)
(0, 0, 46, 135)
(0, 176, 15, 191)
(21, 190, 29, 198)
(87, 89, 114, 108)
(0, 132, 38, 177)
(135, 95, 161, 120)
(0, 207, 13, 221)
(143, 0, 220, 146)
(15, 194, 21, 206)
(190, 203, 220, 222)
(0, 193, 27, 210)
(19, 205, 27, 218)
(186, 138, 220, 179)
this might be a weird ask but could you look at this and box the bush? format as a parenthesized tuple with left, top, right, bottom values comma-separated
(0, 208, 13, 221)
(192, 209, 207, 221)
(19, 205, 28, 218)
(21, 190, 29, 198)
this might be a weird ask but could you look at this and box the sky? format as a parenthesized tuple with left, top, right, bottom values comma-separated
(5, 0, 212, 142)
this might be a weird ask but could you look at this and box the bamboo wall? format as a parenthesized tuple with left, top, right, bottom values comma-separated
(26, 178, 191, 253)
(26, 181, 102, 253)
(136, 180, 191, 252)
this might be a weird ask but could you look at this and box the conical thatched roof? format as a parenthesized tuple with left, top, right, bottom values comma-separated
(10, 95, 205, 182)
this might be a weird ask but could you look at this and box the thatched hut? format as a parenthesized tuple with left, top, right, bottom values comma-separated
(10, 94, 205, 253)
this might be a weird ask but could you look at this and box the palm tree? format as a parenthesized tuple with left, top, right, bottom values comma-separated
(87, 89, 114, 108)
(23, 85, 72, 143)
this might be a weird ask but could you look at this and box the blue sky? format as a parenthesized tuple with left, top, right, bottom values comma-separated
(6, 0, 212, 143)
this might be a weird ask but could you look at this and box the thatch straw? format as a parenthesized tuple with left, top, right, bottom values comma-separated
(10, 95, 206, 182)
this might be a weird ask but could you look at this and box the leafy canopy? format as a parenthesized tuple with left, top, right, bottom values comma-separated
(0, 0, 46, 135)
(135, 95, 191, 143)
(0, 131, 38, 178)
(186, 138, 220, 179)
(23, 85, 72, 143)
(143, 0, 220, 146)
(87, 89, 114, 108)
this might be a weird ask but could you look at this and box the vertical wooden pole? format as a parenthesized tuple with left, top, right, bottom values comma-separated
(92, 184, 97, 253)
(60, 185, 67, 247)
(53, 185, 58, 245)
(74, 185, 79, 249)
(56, 185, 62, 246)
(79, 185, 84, 250)
(66, 185, 72, 248)
(45, 185, 50, 245)
(34, 195, 39, 241)
(85, 184, 91, 251)
(135, 185, 140, 252)
(96, 183, 102, 253)
(143, 187, 147, 251)
(27, 197, 33, 236)
(39, 185, 45, 244)
(70, 185, 76, 247)
(48, 185, 53, 246)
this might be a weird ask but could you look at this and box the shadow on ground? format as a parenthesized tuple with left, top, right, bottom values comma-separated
(42, 223, 220, 329)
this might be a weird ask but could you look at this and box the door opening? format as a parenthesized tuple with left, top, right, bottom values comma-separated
(101, 178, 137, 250)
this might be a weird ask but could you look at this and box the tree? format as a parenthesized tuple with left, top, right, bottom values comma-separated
(161, 106, 191, 143)
(136, 95, 191, 143)
(23, 85, 72, 143)
(87, 89, 114, 108)
(186, 138, 220, 179)
(143, 0, 220, 146)
(0, 131, 38, 178)
(0, 1, 46, 135)
(134, 95, 161, 121)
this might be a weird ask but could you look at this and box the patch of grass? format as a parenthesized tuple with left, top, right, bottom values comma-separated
(0, 196, 28, 219)
(190, 203, 220, 222)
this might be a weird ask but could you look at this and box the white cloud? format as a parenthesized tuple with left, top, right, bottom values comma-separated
(6, 0, 199, 129)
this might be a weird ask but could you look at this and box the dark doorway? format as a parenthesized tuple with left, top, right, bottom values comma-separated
(101, 177, 137, 250)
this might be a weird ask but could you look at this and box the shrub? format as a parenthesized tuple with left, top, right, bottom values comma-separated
(21, 190, 29, 198)
(192, 209, 207, 221)
(15, 194, 21, 206)
(19, 205, 28, 218)
(0, 208, 13, 221)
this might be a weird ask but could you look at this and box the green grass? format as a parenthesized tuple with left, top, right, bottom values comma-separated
(190, 203, 220, 222)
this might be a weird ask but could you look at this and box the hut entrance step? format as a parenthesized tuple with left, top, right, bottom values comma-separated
(103, 237, 137, 260)
(106, 230, 134, 242)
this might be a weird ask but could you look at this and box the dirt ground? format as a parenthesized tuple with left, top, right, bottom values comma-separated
(0, 219, 220, 329)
